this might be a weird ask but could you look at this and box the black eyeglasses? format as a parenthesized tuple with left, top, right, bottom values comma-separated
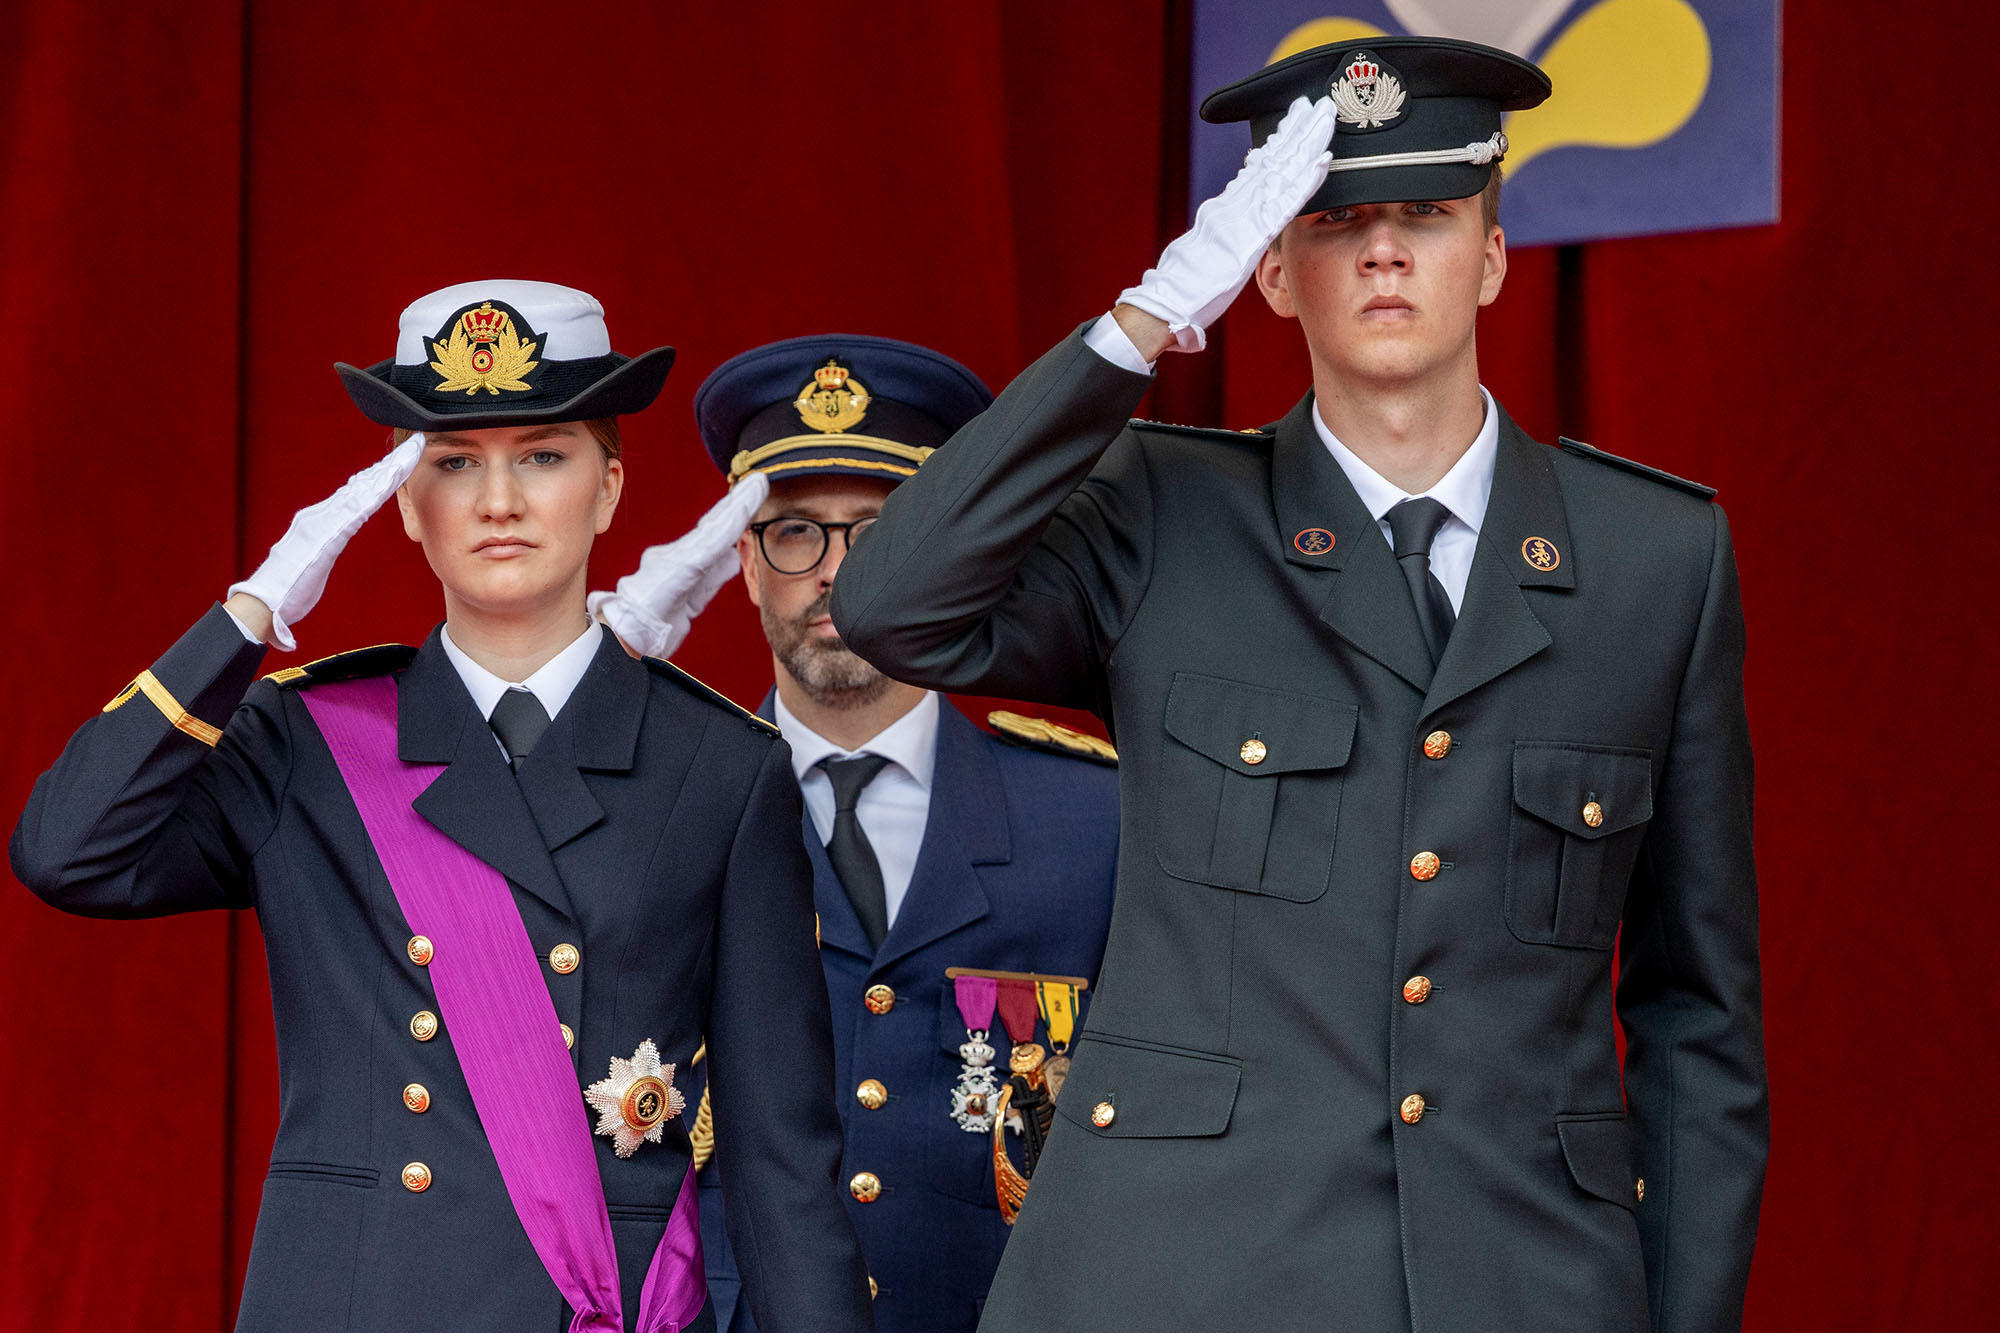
(748, 516, 879, 575)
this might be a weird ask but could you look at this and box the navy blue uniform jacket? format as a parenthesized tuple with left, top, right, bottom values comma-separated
(691, 696, 1118, 1333)
(10, 608, 874, 1332)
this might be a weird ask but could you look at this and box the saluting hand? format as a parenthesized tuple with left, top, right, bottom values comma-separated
(588, 471, 772, 659)
(226, 432, 428, 650)
(1118, 94, 1340, 354)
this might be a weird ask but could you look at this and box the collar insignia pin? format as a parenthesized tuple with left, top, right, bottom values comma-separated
(1522, 536, 1562, 571)
(1294, 527, 1336, 556)
(1330, 51, 1407, 129)
(795, 359, 871, 434)
(584, 1039, 685, 1158)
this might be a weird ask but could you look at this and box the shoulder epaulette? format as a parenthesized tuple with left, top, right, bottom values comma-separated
(987, 710, 1117, 766)
(641, 657, 779, 735)
(1557, 437, 1716, 500)
(1129, 418, 1275, 443)
(265, 643, 417, 688)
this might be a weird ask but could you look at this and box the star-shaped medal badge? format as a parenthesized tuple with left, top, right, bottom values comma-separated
(584, 1039, 686, 1159)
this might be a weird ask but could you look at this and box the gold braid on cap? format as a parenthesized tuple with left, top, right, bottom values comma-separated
(727, 434, 934, 483)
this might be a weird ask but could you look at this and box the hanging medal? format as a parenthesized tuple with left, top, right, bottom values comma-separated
(1036, 980, 1079, 1103)
(950, 974, 1001, 1132)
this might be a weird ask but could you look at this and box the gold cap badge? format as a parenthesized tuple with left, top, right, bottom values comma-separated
(794, 360, 871, 434)
(430, 301, 542, 397)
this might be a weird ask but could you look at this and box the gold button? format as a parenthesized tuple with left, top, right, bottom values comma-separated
(402, 1162, 432, 1193)
(1582, 801, 1605, 829)
(1402, 976, 1432, 1005)
(1091, 1101, 1116, 1128)
(1422, 730, 1452, 760)
(1399, 1093, 1427, 1125)
(1409, 852, 1440, 881)
(1635, 1178, 1646, 1202)
(856, 1079, 887, 1110)
(1239, 738, 1268, 765)
(864, 984, 896, 1015)
(868, 1276, 879, 1299)
(410, 1010, 438, 1042)
(560, 1023, 575, 1050)
(402, 1083, 431, 1114)
(549, 942, 580, 974)
(850, 1171, 882, 1203)
(407, 935, 433, 966)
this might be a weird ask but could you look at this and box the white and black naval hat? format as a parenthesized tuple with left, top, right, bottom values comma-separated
(335, 279, 674, 431)
(1201, 35, 1552, 213)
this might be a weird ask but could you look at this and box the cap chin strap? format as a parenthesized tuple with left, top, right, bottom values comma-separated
(1327, 131, 1507, 173)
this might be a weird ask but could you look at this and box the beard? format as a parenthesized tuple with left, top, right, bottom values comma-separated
(765, 590, 892, 708)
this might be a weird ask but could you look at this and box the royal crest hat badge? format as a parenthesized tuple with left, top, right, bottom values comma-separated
(794, 359, 871, 434)
(1330, 51, 1407, 130)
(429, 300, 544, 398)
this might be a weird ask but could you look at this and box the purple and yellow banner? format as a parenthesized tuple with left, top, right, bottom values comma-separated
(1191, 0, 1780, 246)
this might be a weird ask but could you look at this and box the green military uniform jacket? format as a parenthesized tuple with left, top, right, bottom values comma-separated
(830, 328, 1767, 1332)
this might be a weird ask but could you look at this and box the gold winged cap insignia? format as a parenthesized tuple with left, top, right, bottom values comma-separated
(430, 302, 541, 396)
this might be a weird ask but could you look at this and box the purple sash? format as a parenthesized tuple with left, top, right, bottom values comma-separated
(302, 676, 705, 1333)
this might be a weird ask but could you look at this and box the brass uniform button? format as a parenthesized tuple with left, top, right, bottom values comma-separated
(868, 1276, 879, 1299)
(560, 1023, 575, 1050)
(1409, 852, 1440, 881)
(1422, 730, 1452, 760)
(402, 1083, 431, 1114)
(1399, 1094, 1427, 1125)
(1402, 976, 1432, 1005)
(402, 1162, 432, 1193)
(864, 984, 896, 1015)
(1091, 1101, 1116, 1128)
(407, 935, 434, 966)
(549, 942, 580, 974)
(1582, 801, 1605, 829)
(856, 1079, 888, 1110)
(410, 1010, 438, 1042)
(850, 1171, 882, 1203)
(1239, 738, 1268, 765)
(1635, 1178, 1646, 1203)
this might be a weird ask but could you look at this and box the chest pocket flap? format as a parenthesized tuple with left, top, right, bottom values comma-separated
(1513, 743, 1653, 838)
(1156, 674, 1358, 901)
(1163, 674, 1357, 775)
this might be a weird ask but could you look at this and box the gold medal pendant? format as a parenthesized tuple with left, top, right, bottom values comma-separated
(584, 1039, 686, 1158)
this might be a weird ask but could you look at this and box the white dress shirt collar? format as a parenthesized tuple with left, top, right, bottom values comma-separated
(773, 690, 940, 791)
(439, 619, 603, 722)
(1313, 386, 1500, 534)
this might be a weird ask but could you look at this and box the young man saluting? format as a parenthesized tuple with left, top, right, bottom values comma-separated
(831, 37, 1767, 1333)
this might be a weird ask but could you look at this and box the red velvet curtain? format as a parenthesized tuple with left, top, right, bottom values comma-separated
(2, 2, 1992, 1328)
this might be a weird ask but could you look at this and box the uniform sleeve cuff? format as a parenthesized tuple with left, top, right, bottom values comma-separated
(1083, 313, 1158, 376)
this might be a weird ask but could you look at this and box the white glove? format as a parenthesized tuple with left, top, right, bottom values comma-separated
(228, 432, 427, 651)
(587, 471, 771, 659)
(1118, 95, 1340, 352)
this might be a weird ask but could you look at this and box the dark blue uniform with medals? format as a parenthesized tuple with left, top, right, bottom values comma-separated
(10, 285, 873, 1332)
(676, 337, 1122, 1333)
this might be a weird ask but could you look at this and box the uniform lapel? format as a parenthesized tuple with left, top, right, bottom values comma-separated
(396, 629, 578, 921)
(1421, 414, 1573, 719)
(1269, 393, 1435, 694)
(870, 701, 1002, 975)
(759, 692, 875, 961)
(511, 629, 644, 852)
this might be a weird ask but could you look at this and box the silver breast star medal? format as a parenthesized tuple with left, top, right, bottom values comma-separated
(585, 1039, 685, 1158)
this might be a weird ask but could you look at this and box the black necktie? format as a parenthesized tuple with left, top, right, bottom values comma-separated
(488, 688, 552, 775)
(1387, 497, 1458, 667)
(821, 755, 891, 949)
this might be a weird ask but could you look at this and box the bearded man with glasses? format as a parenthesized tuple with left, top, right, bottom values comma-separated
(591, 334, 1123, 1333)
